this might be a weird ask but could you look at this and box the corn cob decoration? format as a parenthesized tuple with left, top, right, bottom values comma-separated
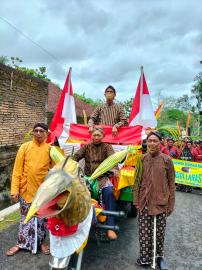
(50, 146, 65, 164)
(90, 149, 128, 180)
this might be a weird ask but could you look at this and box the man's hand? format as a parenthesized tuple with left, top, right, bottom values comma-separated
(11, 194, 19, 203)
(112, 126, 118, 137)
(112, 169, 120, 178)
(134, 203, 139, 210)
(88, 126, 94, 134)
(166, 208, 172, 216)
(98, 177, 107, 189)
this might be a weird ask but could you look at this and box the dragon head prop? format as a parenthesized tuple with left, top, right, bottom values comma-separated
(24, 156, 91, 226)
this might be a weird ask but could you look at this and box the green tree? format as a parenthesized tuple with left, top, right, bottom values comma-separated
(74, 92, 100, 108)
(163, 96, 178, 109)
(0, 55, 50, 82)
(157, 108, 186, 127)
(191, 72, 202, 112)
(0, 56, 9, 65)
(122, 97, 133, 117)
(10, 56, 23, 67)
(16, 66, 50, 81)
(176, 94, 191, 112)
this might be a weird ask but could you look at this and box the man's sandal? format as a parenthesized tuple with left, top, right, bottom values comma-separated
(40, 243, 50, 255)
(6, 245, 20, 256)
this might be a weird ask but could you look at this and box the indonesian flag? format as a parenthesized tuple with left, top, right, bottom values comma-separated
(129, 67, 157, 128)
(48, 67, 77, 147)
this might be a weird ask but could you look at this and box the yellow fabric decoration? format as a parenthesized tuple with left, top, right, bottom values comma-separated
(76, 238, 88, 254)
(91, 199, 106, 222)
(118, 166, 136, 190)
(67, 138, 86, 143)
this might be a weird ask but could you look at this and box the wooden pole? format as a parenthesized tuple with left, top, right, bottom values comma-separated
(83, 110, 87, 125)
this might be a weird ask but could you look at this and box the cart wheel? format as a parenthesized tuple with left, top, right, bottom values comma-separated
(68, 253, 78, 270)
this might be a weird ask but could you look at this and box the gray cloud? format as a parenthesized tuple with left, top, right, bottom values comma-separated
(0, 0, 201, 103)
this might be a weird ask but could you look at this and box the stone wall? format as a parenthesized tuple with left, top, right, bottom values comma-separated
(0, 63, 49, 196)
(0, 63, 48, 146)
(0, 145, 18, 192)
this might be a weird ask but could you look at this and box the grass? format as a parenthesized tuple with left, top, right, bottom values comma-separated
(0, 210, 20, 232)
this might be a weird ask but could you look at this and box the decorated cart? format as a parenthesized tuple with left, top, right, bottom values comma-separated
(24, 67, 162, 269)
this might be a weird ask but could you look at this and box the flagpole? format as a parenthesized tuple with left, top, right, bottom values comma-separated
(140, 66, 143, 92)
(140, 66, 143, 119)
(68, 67, 72, 91)
(185, 112, 191, 137)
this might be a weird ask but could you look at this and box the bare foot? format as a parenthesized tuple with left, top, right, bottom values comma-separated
(40, 243, 50, 255)
(6, 245, 20, 256)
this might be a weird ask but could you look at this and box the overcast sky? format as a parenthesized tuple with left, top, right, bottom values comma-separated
(0, 0, 202, 106)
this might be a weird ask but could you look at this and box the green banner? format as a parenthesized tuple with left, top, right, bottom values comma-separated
(173, 159, 202, 187)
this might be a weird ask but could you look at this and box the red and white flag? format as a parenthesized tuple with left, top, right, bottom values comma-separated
(48, 67, 77, 147)
(129, 67, 157, 128)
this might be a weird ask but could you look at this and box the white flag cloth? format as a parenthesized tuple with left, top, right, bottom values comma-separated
(129, 68, 157, 128)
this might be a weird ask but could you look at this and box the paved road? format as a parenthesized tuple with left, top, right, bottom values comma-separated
(0, 191, 201, 270)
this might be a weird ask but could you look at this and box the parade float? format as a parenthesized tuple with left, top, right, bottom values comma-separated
(24, 67, 178, 270)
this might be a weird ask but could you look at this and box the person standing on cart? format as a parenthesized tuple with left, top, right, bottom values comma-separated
(88, 85, 128, 136)
(134, 131, 175, 269)
(73, 127, 118, 240)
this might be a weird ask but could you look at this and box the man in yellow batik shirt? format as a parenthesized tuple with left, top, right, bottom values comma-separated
(6, 123, 52, 256)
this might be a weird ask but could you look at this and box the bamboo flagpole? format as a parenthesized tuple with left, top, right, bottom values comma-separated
(176, 120, 182, 137)
(152, 216, 157, 269)
(176, 120, 183, 150)
(185, 112, 191, 137)
(83, 110, 87, 125)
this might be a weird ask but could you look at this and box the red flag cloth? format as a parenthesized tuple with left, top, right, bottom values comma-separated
(47, 68, 77, 146)
(129, 69, 157, 128)
(69, 124, 143, 145)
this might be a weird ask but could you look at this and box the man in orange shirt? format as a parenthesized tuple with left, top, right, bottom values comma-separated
(6, 123, 52, 256)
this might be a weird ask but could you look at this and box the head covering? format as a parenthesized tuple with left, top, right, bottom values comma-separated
(194, 140, 199, 144)
(33, 122, 48, 131)
(92, 127, 105, 136)
(104, 85, 116, 94)
(147, 131, 162, 141)
(167, 137, 174, 142)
